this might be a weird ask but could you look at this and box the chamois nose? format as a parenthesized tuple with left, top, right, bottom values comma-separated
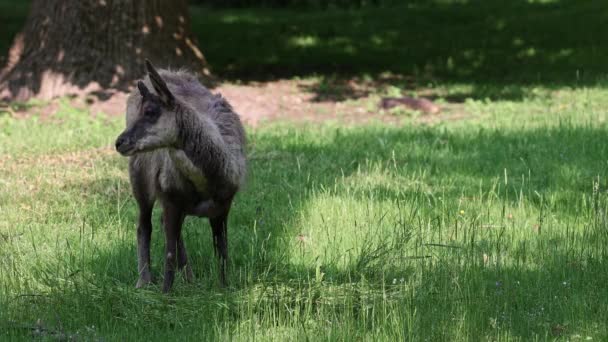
(115, 136, 127, 150)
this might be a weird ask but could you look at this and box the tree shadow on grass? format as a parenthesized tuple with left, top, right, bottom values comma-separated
(193, 0, 608, 102)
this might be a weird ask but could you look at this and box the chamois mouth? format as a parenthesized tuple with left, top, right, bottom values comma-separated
(118, 147, 136, 156)
(116, 144, 136, 156)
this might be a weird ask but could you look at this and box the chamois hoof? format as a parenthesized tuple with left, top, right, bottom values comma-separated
(135, 276, 153, 289)
(219, 276, 229, 289)
(162, 282, 173, 294)
(182, 265, 194, 283)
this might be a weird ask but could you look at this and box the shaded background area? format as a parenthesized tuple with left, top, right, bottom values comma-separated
(192, 0, 607, 87)
(1, 0, 607, 103)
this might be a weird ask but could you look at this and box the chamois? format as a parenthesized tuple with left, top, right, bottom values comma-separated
(115, 60, 246, 292)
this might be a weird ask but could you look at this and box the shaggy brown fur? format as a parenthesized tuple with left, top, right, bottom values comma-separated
(115, 60, 246, 292)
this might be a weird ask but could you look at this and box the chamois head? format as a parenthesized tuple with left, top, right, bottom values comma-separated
(115, 60, 179, 156)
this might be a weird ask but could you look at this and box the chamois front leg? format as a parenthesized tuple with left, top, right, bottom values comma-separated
(162, 204, 184, 293)
(135, 204, 154, 288)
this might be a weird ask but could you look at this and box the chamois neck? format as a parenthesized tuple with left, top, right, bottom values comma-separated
(174, 105, 229, 185)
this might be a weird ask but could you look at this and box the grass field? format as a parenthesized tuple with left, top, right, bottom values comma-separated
(2, 90, 608, 340)
(2, 0, 608, 341)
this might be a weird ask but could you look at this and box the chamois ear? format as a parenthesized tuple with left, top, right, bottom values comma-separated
(145, 59, 175, 106)
(137, 81, 151, 98)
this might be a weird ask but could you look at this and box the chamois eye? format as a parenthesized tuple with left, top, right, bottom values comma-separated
(144, 106, 159, 117)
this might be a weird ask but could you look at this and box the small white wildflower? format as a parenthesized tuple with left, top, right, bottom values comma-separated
(392, 278, 397, 285)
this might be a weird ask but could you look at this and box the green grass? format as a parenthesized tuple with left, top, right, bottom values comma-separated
(2, 88, 608, 340)
(2, 0, 608, 340)
(191, 0, 608, 88)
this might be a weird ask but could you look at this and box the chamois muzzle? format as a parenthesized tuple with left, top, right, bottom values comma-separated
(115, 133, 135, 156)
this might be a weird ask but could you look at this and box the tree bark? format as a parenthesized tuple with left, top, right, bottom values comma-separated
(0, 0, 209, 101)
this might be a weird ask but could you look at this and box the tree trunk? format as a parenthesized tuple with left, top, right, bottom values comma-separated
(0, 0, 210, 101)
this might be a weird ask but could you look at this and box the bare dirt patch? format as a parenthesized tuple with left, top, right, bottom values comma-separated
(3, 78, 471, 126)
(216, 79, 407, 126)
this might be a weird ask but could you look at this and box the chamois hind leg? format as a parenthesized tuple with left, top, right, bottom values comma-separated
(210, 208, 230, 287)
(161, 203, 185, 293)
(177, 234, 194, 283)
